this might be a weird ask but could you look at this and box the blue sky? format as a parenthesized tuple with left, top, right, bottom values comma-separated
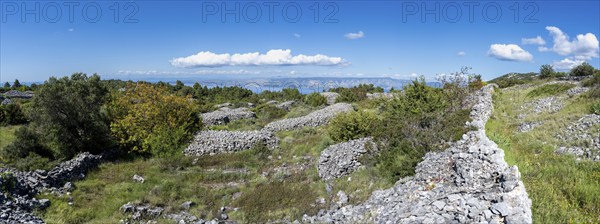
(1, 1, 599, 83)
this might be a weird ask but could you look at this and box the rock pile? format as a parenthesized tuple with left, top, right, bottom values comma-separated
(522, 96, 564, 114)
(366, 92, 395, 100)
(566, 86, 590, 97)
(276, 100, 296, 111)
(320, 92, 340, 105)
(555, 114, 600, 161)
(201, 107, 256, 126)
(184, 130, 279, 156)
(120, 202, 235, 224)
(318, 138, 377, 180)
(517, 121, 543, 133)
(0, 152, 103, 223)
(303, 85, 532, 224)
(2, 90, 34, 99)
(263, 103, 354, 132)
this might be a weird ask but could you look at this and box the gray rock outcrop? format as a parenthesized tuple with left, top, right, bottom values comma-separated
(201, 107, 256, 126)
(318, 137, 377, 180)
(263, 103, 354, 132)
(303, 85, 532, 224)
(320, 92, 340, 105)
(184, 130, 279, 156)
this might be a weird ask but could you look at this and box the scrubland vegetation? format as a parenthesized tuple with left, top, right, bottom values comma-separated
(1, 62, 599, 222)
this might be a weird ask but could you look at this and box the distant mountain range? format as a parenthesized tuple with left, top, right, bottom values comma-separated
(134, 77, 441, 93)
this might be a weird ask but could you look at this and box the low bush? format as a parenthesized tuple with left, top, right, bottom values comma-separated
(328, 110, 378, 143)
(304, 92, 327, 107)
(570, 62, 595, 77)
(254, 104, 287, 121)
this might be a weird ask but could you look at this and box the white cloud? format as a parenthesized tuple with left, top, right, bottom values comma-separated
(344, 31, 365, 40)
(170, 49, 346, 68)
(488, 44, 534, 62)
(522, 36, 546, 45)
(68, 28, 74, 32)
(544, 26, 599, 60)
(293, 33, 301, 38)
(551, 58, 585, 70)
(457, 51, 466, 56)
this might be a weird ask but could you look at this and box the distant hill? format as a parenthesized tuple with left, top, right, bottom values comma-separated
(488, 72, 538, 88)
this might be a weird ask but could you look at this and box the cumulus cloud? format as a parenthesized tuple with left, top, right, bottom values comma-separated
(170, 49, 346, 68)
(522, 36, 546, 45)
(457, 51, 466, 56)
(543, 26, 599, 60)
(488, 44, 534, 62)
(344, 31, 365, 40)
(551, 58, 585, 70)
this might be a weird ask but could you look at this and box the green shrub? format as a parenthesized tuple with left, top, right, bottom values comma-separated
(0, 104, 27, 126)
(590, 101, 600, 115)
(570, 62, 595, 76)
(2, 126, 54, 162)
(582, 72, 600, 87)
(526, 83, 576, 98)
(328, 110, 378, 143)
(304, 92, 327, 107)
(539, 64, 556, 79)
(254, 105, 287, 121)
(23, 73, 112, 158)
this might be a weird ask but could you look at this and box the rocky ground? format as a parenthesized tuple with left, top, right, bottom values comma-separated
(319, 92, 340, 105)
(303, 85, 533, 223)
(0, 152, 103, 223)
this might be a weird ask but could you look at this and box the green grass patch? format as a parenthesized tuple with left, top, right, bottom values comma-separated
(0, 125, 20, 153)
(487, 82, 600, 223)
(526, 83, 575, 98)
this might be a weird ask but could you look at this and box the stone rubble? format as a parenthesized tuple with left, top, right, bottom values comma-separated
(566, 86, 590, 97)
(120, 202, 237, 224)
(366, 92, 396, 100)
(302, 85, 532, 224)
(522, 96, 564, 114)
(320, 92, 340, 105)
(276, 100, 296, 111)
(0, 152, 103, 223)
(184, 130, 279, 156)
(263, 103, 354, 132)
(317, 137, 377, 180)
(555, 114, 600, 161)
(201, 107, 256, 126)
(517, 121, 543, 133)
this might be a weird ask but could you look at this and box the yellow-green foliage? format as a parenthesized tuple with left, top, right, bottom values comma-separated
(328, 110, 378, 143)
(108, 83, 201, 155)
(304, 92, 327, 107)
